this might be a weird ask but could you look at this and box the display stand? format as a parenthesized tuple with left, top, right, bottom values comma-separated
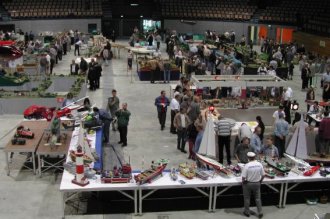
(4, 121, 48, 176)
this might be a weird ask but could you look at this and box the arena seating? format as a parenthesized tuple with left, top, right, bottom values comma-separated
(158, 0, 257, 21)
(1, 0, 103, 19)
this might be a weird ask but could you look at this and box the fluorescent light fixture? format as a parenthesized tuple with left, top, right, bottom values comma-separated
(140, 15, 143, 18)
(130, 3, 139, 6)
(120, 15, 124, 18)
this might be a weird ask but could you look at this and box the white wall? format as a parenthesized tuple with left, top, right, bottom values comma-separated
(0, 18, 101, 33)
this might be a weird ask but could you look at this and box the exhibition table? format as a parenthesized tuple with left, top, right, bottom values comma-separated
(37, 130, 73, 177)
(4, 121, 48, 175)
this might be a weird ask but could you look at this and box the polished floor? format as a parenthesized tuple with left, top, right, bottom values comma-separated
(0, 41, 328, 219)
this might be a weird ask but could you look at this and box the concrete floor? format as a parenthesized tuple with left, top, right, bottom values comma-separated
(0, 41, 329, 219)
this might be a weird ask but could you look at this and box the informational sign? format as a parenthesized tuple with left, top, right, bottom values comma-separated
(320, 40, 326, 47)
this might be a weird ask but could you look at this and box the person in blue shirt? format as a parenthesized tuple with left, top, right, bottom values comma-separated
(93, 107, 112, 143)
(274, 113, 289, 158)
(261, 137, 279, 159)
(251, 127, 262, 154)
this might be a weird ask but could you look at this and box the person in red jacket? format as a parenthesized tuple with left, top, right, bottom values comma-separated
(318, 111, 330, 158)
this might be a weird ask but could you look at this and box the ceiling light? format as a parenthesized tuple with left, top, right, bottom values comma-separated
(130, 3, 139, 6)
(120, 15, 124, 18)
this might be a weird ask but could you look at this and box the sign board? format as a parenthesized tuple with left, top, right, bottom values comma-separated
(320, 40, 326, 47)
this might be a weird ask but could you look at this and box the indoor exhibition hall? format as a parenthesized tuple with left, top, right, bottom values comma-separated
(0, 0, 329, 219)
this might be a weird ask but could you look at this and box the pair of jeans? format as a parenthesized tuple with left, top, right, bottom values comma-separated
(118, 126, 128, 144)
(274, 136, 286, 158)
(164, 70, 171, 83)
(218, 135, 231, 164)
(177, 128, 187, 151)
(243, 182, 263, 215)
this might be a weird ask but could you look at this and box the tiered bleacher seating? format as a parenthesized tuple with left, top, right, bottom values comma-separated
(158, 0, 257, 21)
(2, 0, 103, 19)
(259, 0, 329, 25)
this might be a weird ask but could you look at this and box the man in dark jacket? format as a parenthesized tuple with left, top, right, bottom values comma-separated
(301, 63, 310, 90)
(154, 90, 170, 130)
(70, 59, 79, 75)
(318, 111, 330, 158)
(79, 57, 88, 75)
(115, 103, 131, 147)
(94, 62, 102, 89)
(88, 59, 97, 90)
(93, 107, 112, 143)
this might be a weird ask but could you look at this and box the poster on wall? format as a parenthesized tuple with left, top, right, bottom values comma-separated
(320, 41, 326, 47)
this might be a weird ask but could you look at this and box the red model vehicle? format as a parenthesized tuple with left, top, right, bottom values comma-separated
(16, 126, 34, 139)
(23, 105, 56, 121)
(23, 105, 73, 121)
(303, 166, 320, 176)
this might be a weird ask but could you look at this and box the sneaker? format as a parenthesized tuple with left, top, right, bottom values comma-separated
(181, 150, 187, 153)
(243, 212, 250, 217)
(118, 141, 123, 144)
(122, 143, 127, 147)
(258, 214, 263, 218)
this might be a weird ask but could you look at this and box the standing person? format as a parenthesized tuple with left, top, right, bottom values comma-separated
(257, 63, 267, 75)
(256, 116, 265, 141)
(39, 54, 48, 79)
(155, 33, 162, 50)
(111, 30, 116, 42)
(116, 103, 131, 147)
(306, 87, 315, 111)
(301, 63, 310, 90)
(193, 124, 204, 156)
(107, 89, 120, 131)
(93, 107, 112, 143)
(282, 88, 292, 124)
(241, 152, 265, 218)
(251, 127, 263, 154)
(238, 123, 253, 142)
(187, 96, 201, 124)
(88, 58, 97, 90)
(318, 111, 330, 158)
(187, 122, 199, 159)
(79, 57, 88, 75)
(288, 63, 294, 80)
(127, 49, 133, 71)
(274, 113, 289, 158)
(74, 38, 82, 56)
(272, 106, 285, 123)
(163, 59, 171, 83)
(170, 94, 180, 134)
(214, 116, 235, 165)
(234, 137, 254, 164)
(94, 61, 102, 89)
(102, 46, 110, 66)
(147, 33, 153, 46)
(154, 90, 170, 130)
(70, 59, 79, 75)
(174, 108, 191, 153)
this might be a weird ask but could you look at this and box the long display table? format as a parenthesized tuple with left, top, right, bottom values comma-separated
(60, 126, 330, 218)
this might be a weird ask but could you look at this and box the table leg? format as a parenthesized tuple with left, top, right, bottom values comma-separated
(61, 192, 66, 219)
(212, 186, 218, 212)
(38, 154, 42, 177)
(282, 182, 289, 208)
(134, 189, 138, 216)
(278, 183, 284, 208)
(5, 152, 10, 176)
(139, 188, 142, 215)
(208, 186, 213, 212)
(32, 153, 36, 175)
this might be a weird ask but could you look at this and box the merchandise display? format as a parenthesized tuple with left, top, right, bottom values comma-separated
(15, 125, 34, 139)
(101, 164, 132, 183)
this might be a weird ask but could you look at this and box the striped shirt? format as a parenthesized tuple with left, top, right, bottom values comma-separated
(214, 119, 235, 136)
